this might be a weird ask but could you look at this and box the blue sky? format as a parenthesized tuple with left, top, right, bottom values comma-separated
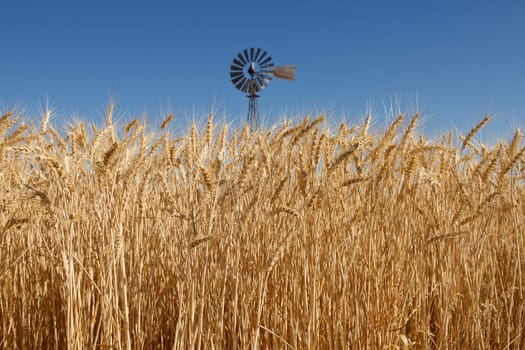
(1, 0, 524, 139)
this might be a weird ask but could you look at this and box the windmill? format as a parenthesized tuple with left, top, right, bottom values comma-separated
(230, 48, 296, 129)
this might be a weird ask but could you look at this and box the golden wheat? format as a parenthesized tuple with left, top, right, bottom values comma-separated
(0, 108, 523, 349)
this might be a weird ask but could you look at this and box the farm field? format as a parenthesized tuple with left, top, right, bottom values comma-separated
(0, 109, 524, 349)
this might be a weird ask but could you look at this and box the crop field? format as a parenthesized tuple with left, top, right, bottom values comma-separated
(0, 108, 524, 349)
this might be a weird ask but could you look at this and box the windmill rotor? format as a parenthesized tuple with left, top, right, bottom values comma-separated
(230, 48, 295, 128)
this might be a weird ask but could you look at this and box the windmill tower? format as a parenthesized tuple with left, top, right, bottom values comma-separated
(230, 48, 296, 129)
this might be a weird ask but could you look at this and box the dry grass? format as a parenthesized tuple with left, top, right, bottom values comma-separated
(0, 109, 524, 349)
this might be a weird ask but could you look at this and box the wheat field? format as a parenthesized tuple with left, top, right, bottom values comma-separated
(0, 108, 524, 349)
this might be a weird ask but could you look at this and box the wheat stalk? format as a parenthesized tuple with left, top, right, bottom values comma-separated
(462, 116, 490, 152)
(160, 114, 174, 130)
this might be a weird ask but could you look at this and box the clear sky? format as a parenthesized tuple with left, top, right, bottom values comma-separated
(1, 0, 524, 139)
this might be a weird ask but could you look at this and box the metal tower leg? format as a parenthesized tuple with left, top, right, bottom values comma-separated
(247, 94, 259, 130)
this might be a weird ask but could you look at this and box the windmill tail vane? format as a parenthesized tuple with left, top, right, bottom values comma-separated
(271, 65, 296, 80)
(230, 48, 296, 129)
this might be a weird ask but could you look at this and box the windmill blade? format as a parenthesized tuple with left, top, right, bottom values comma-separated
(231, 74, 244, 85)
(234, 74, 247, 88)
(230, 73, 244, 83)
(259, 55, 272, 67)
(230, 70, 244, 80)
(253, 48, 262, 62)
(230, 64, 243, 73)
(257, 50, 268, 64)
(271, 65, 296, 80)
(255, 75, 267, 90)
(261, 73, 272, 83)
(243, 49, 250, 63)
(249, 48, 255, 61)
(237, 53, 247, 65)
(240, 78, 252, 93)
(232, 58, 245, 68)
(230, 68, 244, 76)
(232, 78, 245, 88)
(236, 78, 248, 93)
